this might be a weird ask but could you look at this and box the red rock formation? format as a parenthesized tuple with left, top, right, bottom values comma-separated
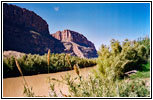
(52, 30, 98, 58)
(52, 29, 95, 48)
(3, 3, 97, 58)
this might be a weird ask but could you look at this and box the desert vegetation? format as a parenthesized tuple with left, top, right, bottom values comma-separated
(3, 37, 150, 97)
(43, 37, 150, 97)
(3, 52, 96, 78)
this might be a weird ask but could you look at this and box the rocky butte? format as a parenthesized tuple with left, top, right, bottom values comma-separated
(52, 29, 98, 58)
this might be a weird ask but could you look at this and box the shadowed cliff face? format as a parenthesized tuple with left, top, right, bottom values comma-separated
(3, 3, 65, 55)
(52, 30, 98, 58)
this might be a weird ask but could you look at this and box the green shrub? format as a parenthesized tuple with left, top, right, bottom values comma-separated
(96, 38, 149, 80)
(3, 57, 20, 77)
(137, 36, 150, 60)
(119, 79, 150, 97)
(47, 74, 150, 97)
(3, 53, 96, 78)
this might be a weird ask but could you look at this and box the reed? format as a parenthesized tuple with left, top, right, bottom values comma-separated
(15, 58, 35, 97)
(48, 49, 50, 73)
(73, 64, 80, 76)
(15, 58, 28, 86)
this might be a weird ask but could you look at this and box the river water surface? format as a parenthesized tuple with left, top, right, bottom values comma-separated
(3, 66, 95, 97)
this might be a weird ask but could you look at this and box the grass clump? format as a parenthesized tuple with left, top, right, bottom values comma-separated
(129, 71, 150, 79)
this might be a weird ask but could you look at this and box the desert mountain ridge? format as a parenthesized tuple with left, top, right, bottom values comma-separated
(3, 3, 97, 58)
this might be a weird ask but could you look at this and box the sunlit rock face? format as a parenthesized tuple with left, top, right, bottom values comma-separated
(52, 29, 98, 58)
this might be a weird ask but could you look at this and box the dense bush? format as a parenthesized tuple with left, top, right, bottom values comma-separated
(137, 37, 150, 61)
(66, 75, 149, 97)
(39, 74, 149, 97)
(3, 53, 96, 78)
(95, 38, 150, 80)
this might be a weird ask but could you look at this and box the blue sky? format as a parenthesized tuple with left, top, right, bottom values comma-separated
(10, 3, 150, 50)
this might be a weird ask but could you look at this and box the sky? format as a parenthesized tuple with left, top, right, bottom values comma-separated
(10, 3, 150, 50)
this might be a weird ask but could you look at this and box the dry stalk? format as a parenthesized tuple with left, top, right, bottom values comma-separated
(15, 58, 28, 86)
(48, 49, 50, 73)
(73, 64, 80, 76)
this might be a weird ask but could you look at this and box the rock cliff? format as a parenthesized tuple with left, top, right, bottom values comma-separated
(3, 3, 65, 55)
(3, 3, 97, 58)
(52, 30, 98, 58)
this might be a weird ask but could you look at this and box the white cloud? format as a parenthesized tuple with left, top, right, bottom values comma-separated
(54, 7, 59, 11)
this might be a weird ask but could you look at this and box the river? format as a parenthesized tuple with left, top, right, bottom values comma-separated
(3, 66, 95, 97)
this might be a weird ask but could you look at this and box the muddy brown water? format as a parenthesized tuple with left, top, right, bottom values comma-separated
(3, 66, 96, 97)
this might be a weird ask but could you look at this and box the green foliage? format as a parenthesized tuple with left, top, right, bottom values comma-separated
(3, 53, 96, 78)
(96, 38, 150, 80)
(23, 73, 150, 97)
(3, 57, 20, 77)
(129, 71, 150, 79)
(23, 72, 150, 97)
(129, 62, 150, 79)
(119, 79, 150, 97)
(137, 36, 150, 59)
(48, 74, 150, 97)
(22, 37, 150, 97)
